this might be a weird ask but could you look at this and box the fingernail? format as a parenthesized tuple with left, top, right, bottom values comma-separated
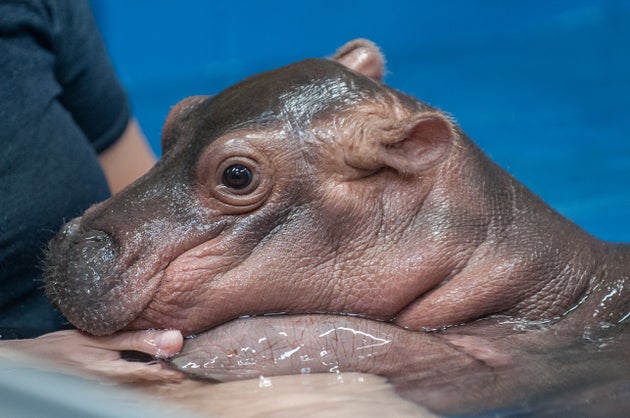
(153, 330, 183, 358)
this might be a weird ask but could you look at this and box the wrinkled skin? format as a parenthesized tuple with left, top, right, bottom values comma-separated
(45, 40, 629, 415)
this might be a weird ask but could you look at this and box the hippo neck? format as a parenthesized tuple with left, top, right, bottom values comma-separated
(421, 137, 625, 328)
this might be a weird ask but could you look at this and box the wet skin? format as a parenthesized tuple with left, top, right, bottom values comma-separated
(44, 40, 629, 415)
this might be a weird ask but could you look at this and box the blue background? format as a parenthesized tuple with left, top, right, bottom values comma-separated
(90, 0, 629, 242)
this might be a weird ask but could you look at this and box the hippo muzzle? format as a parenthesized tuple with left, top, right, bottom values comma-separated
(45, 216, 159, 335)
(43, 146, 233, 336)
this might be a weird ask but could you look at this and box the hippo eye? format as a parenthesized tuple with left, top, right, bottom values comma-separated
(222, 164, 253, 190)
(205, 149, 272, 213)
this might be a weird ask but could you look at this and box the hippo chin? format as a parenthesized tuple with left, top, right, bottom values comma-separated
(44, 39, 628, 415)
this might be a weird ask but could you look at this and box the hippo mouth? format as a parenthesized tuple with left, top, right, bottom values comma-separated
(43, 217, 164, 336)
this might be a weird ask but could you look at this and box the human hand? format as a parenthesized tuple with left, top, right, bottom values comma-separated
(0, 329, 184, 383)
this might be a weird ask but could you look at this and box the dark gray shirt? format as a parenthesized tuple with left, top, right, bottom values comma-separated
(0, 0, 130, 338)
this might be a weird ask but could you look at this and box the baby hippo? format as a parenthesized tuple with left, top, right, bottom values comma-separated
(45, 40, 628, 416)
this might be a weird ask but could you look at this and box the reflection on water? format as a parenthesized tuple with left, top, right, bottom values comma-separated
(0, 355, 192, 418)
(0, 353, 431, 418)
(143, 373, 432, 418)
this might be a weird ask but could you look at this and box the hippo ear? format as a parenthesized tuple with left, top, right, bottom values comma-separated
(345, 111, 456, 175)
(332, 39, 385, 81)
(162, 95, 210, 154)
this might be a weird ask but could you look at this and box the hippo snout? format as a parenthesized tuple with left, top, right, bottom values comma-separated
(44, 218, 149, 335)
(46, 219, 118, 297)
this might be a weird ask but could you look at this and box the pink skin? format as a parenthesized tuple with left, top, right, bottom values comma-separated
(44, 39, 629, 415)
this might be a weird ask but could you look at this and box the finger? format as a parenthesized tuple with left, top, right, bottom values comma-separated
(89, 329, 184, 358)
(87, 359, 186, 384)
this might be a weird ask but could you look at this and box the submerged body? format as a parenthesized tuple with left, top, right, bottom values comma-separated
(44, 40, 629, 415)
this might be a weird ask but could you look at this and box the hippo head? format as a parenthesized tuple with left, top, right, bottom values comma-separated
(44, 39, 596, 337)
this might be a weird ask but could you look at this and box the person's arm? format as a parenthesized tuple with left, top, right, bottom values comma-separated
(98, 119, 157, 194)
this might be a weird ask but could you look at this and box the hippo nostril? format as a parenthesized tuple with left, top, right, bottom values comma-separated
(82, 232, 107, 243)
(71, 229, 111, 246)
(72, 231, 116, 263)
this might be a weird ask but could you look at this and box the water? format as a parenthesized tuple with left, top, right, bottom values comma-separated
(148, 373, 431, 417)
(0, 354, 430, 417)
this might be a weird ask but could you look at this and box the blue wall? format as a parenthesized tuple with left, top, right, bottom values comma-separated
(91, 0, 630, 241)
